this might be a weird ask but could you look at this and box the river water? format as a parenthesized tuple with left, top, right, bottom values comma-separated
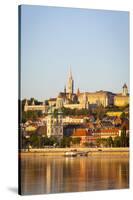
(20, 154, 129, 195)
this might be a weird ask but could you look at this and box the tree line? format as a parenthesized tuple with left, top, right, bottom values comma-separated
(20, 128, 129, 150)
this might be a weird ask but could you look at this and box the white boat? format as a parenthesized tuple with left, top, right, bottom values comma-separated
(65, 151, 77, 157)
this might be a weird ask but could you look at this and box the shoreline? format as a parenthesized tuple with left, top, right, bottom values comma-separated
(19, 147, 129, 157)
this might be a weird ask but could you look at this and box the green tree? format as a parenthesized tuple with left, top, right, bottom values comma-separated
(107, 136, 113, 147)
(88, 142, 95, 147)
(83, 142, 89, 147)
(120, 112, 126, 121)
(60, 137, 72, 147)
(72, 137, 81, 145)
(30, 134, 41, 148)
(113, 136, 121, 147)
(96, 138, 101, 147)
(96, 138, 108, 147)
(120, 128, 127, 147)
(95, 105, 106, 120)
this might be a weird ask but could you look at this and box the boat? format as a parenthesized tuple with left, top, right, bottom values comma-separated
(65, 150, 89, 157)
(65, 151, 77, 157)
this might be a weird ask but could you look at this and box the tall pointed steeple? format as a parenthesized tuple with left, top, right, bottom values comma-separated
(67, 65, 74, 94)
(69, 65, 72, 79)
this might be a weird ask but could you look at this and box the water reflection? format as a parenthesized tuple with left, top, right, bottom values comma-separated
(20, 155, 129, 195)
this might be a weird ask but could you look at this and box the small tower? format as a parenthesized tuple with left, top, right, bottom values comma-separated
(56, 93, 64, 109)
(77, 88, 80, 96)
(122, 83, 128, 96)
(83, 92, 89, 109)
(24, 99, 28, 112)
(64, 85, 66, 94)
(67, 65, 74, 94)
(32, 99, 35, 105)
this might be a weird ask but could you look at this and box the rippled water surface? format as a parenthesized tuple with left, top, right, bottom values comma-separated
(20, 155, 129, 195)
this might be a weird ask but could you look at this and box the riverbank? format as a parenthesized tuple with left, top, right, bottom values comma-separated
(19, 147, 129, 157)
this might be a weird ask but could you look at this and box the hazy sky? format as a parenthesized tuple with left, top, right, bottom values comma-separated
(20, 5, 129, 101)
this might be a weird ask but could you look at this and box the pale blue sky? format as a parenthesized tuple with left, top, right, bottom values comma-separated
(20, 5, 129, 101)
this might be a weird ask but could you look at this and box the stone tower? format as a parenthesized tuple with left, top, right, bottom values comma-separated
(83, 92, 89, 109)
(122, 83, 128, 96)
(46, 107, 63, 139)
(56, 93, 64, 109)
(67, 66, 74, 94)
(24, 99, 28, 112)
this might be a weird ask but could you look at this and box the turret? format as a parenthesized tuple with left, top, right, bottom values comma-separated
(32, 99, 35, 105)
(122, 83, 128, 96)
(24, 99, 28, 112)
(77, 88, 80, 96)
(64, 85, 66, 94)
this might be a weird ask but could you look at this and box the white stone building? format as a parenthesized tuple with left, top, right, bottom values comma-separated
(46, 107, 63, 139)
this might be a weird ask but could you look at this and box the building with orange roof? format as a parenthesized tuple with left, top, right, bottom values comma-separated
(94, 128, 120, 139)
(72, 128, 96, 145)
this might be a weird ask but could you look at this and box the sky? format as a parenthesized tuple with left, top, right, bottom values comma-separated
(20, 5, 129, 101)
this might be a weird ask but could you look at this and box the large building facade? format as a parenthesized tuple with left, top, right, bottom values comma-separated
(114, 84, 129, 107)
(24, 67, 129, 112)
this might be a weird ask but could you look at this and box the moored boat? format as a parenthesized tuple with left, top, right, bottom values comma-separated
(65, 151, 77, 157)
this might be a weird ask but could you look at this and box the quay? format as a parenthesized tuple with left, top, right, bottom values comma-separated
(19, 147, 129, 157)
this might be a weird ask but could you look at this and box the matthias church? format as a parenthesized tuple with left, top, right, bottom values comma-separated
(24, 66, 129, 112)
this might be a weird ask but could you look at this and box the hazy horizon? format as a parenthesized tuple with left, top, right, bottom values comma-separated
(20, 5, 129, 101)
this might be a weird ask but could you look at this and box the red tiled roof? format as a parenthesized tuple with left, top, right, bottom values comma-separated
(94, 128, 119, 134)
(72, 129, 93, 136)
(72, 129, 88, 137)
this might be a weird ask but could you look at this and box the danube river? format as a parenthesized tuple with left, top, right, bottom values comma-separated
(20, 154, 129, 195)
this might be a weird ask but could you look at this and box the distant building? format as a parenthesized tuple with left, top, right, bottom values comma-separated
(71, 128, 96, 146)
(24, 66, 129, 113)
(114, 84, 129, 107)
(48, 98, 56, 107)
(63, 116, 87, 124)
(24, 99, 48, 112)
(94, 128, 119, 139)
(67, 66, 74, 94)
(78, 91, 115, 108)
(55, 68, 89, 110)
(46, 107, 63, 139)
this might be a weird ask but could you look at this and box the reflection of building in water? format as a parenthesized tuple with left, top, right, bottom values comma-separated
(21, 156, 129, 194)
(46, 162, 51, 193)
(46, 158, 64, 193)
(52, 159, 64, 192)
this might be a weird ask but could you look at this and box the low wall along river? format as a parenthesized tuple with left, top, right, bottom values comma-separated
(20, 147, 129, 157)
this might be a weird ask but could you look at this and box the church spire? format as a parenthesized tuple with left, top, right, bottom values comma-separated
(69, 65, 72, 79)
(64, 85, 66, 94)
(67, 65, 74, 94)
(77, 88, 80, 95)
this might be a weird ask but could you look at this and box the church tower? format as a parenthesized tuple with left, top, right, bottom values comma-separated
(122, 83, 128, 96)
(67, 66, 74, 94)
